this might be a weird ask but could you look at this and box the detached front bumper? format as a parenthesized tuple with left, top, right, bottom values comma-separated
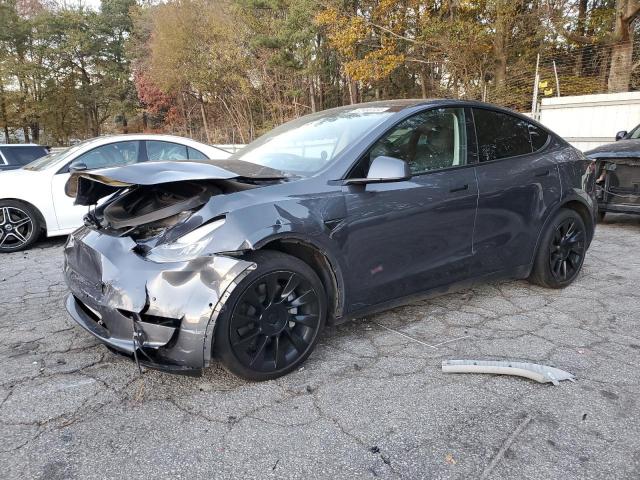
(63, 227, 255, 374)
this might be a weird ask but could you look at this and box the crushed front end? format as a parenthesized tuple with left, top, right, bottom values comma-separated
(593, 157, 640, 216)
(61, 162, 280, 374)
(64, 228, 254, 375)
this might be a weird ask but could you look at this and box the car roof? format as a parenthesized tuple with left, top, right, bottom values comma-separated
(322, 98, 534, 119)
(50, 134, 222, 154)
(325, 98, 553, 134)
(0, 144, 45, 147)
(73, 133, 209, 144)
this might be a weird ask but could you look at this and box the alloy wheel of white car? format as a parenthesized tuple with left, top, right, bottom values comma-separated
(0, 201, 40, 252)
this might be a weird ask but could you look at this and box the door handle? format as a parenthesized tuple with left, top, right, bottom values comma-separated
(449, 184, 469, 193)
(534, 169, 550, 177)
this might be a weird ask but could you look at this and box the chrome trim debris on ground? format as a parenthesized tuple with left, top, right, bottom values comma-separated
(442, 359, 576, 385)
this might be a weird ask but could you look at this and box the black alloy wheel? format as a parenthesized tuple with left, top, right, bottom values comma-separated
(529, 208, 587, 288)
(0, 202, 39, 252)
(548, 217, 585, 283)
(214, 250, 327, 381)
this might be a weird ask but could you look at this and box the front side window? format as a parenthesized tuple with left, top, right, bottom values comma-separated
(363, 107, 468, 175)
(473, 108, 534, 162)
(75, 141, 140, 169)
(146, 141, 188, 161)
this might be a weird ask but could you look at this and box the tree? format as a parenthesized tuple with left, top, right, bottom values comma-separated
(316, 1, 547, 109)
(1, 0, 637, 146)
(551, 0, 640, 92)
(98, 0, 138, 133)
(608, 0, 640, 91)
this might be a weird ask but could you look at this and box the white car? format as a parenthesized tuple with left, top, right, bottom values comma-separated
(0, 134, 232, 252)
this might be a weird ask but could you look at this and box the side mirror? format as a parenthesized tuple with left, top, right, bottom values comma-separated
(615, 131, 627, 141)
(344, 156, 411, 185)
(68, 160, 88, 172)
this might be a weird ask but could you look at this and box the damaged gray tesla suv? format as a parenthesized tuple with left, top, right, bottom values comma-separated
(63, 100, 596, 380)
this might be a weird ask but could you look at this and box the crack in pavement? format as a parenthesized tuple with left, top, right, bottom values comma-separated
(1, 220, 640, 478)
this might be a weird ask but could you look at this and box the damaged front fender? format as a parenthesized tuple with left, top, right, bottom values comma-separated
(63, 227, 255, 372)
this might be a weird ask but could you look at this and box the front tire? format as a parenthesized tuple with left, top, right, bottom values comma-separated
(0, 200, 42, 253)
(529, 208, 587, 288)
(214, 250, 327, 381)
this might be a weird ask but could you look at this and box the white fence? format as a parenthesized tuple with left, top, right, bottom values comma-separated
(536, 92, 640, 151)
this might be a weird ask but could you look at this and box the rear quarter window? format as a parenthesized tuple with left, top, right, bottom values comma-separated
(187, 146, 208, 160)
(528, 124, 550, 151)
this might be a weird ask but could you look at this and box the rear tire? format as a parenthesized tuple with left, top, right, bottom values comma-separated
(598, 211, 606, 222)
(0, 200, 42, 252)
(529, 208, 587, 289)
(214, 250, 327, 381)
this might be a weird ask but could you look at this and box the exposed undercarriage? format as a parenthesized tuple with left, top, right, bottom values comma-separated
(594, 158, 640, 217)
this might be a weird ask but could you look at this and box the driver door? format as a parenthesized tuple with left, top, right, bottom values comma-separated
(51, 141, 141, 231)
(340, 107, 479, 310)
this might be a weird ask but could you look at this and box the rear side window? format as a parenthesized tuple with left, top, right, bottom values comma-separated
(0, 146, 48, 165)
(146, 141, 188, 161)
(473, 108, 536, 162)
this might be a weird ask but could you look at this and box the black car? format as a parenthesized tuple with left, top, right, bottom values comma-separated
(62, 100, 596, 380)
(586, 124, 640, 220)
(0, 144, 49, 171)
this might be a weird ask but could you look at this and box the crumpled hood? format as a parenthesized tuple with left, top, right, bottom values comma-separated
(585, 139, 640, 159)
(66, 160, 285, 205)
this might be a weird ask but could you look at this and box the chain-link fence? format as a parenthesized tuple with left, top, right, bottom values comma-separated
(477, 39, 640, 114)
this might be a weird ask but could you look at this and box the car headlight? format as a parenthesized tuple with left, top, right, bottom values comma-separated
(146, 218, 225, 263)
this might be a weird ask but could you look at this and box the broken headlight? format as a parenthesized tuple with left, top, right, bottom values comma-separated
(145, 218, 225, 263)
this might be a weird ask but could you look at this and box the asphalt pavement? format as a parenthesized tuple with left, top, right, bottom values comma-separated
(1, 214, 639, 479)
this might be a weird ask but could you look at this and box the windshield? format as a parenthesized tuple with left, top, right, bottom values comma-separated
(629, 125, 640, 139)
(229, 106, 396, 175)
(23, 150, 67, 170)
(0, 146, 48, 165)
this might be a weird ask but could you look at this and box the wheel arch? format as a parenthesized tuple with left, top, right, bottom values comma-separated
(0, 197, 48, 234)
(529, 196, 594, 274)
(561, 199, 594, 245)
(256, 235, 345, 322)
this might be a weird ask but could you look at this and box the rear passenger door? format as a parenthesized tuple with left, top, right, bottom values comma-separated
(471, 107, 561, 274)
